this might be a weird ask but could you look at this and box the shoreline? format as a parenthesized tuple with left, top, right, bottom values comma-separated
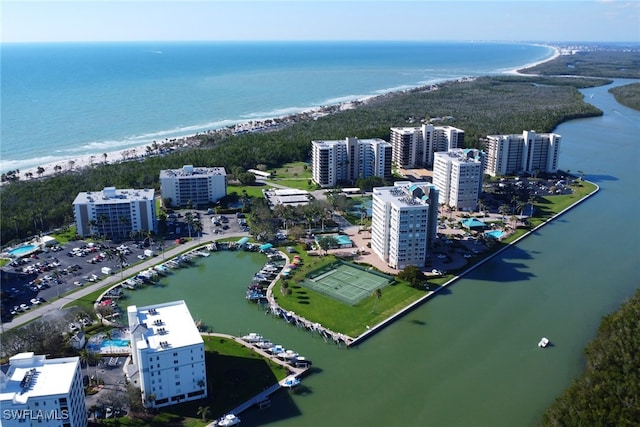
(1, 44, 562, 184)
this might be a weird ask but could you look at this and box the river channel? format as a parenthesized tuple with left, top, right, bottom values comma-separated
(123, 79, 639, 427)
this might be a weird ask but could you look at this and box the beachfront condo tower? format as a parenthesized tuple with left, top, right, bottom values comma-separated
(159, 165, 227, 208)
(483, 130, 561, 177)
(73, 187, 157, 238)
(432, 148, 485, 211)
(390, 124, 465, 169)
(0, 352, 87, 427)
(311, 137, 392, 188)
(370, 181, 439, 270)
(126, 300, 207, 409)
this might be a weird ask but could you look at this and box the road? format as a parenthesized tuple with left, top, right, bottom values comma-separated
(2, 231, 248, 333)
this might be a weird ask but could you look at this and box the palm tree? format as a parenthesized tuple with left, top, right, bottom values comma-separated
(192, 221, 203, 242)
(104, 329, 114, 354)
(372, 288, 382, 313)
(98, 213, 109, 240)
(88, 219, 98, 239)
(477, 199, 487, 217)
(197, 406, 210, 422)
(103, 152, 108, 163)
(119, 216, 130, 239)
(184, 212, 194, 239)
(79, 349, 91, 372)
(359, 206, 368, 228)
(116, 251, 128, 278)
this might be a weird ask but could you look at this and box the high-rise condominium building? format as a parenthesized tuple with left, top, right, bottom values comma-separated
(390, 124, 465, 169)
(73, 187, 156, 238)
(126, 300, 207, 409)
(312, 137, 392, 188)
(160, 165, 227, 208)
(370, 181, 439, 270)
(483, 130, 561, 177)
(432, 149, 485, 211)
(0, 352, 87, 427)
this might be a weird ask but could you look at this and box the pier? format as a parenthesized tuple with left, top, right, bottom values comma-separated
(202, 332, 310, 425)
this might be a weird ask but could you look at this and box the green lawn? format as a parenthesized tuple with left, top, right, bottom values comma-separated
(94, 337, 288, 427)
(264, 161, 317, 191)
(227, 183, 272, 199)
(49, 226, 79, 244)
(274, 254, 429, 337)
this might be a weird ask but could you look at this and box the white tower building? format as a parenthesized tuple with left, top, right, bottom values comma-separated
(0, 352, 87, 427)
(126, 300, 207, 409)
(370, 181, 439, 270)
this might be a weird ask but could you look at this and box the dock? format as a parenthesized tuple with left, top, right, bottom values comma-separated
(203, 332, 310, 425)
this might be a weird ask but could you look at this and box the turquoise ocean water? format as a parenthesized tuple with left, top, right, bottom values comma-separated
(0, 41, 553, 173)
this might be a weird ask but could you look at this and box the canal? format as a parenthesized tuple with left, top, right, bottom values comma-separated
(123, 79, 640, 426)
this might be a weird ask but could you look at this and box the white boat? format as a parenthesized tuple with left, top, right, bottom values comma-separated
(277, 350, 299, 360)
(255, 340, 273, 349)
(217, 414, 241, 426)
(241, 332, 263, 343)
(267, 345, 285, 355)
(538, 337, 550, 348)
(282, 376, 301, 388)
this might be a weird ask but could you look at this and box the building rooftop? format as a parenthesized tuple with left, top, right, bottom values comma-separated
(373, 181, 436, 208)
(0, 353, 79, 405)
(128, 300, 203, 352)
(73, 187, 155, 205)
(160, 165, 226, 178)
(435, 148, 483, 164)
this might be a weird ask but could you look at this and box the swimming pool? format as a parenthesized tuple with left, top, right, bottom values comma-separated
(101, 338, 130, 350)
(484, 230, 504, 239)
(8, 244, 39, 258)
(86, 331, 131, 353)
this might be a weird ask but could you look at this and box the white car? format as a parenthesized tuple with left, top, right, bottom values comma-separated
(30, 298, 41, 305)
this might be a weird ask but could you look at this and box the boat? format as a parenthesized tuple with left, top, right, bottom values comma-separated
(216, 414, 241, 426)
(282, 376, 301, 388)
(538, 337, 550, 348)
(241, 332, 263, 343)
(277, 349, 299, 360)
(255, 340, 273, 349)
(267, 345, 285, 355)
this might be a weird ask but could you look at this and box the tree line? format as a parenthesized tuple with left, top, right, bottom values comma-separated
(0, 75, 606, 246)
(542, 289, 640, 426)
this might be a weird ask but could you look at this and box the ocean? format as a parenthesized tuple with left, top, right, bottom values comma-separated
(0, 41, 554, 173)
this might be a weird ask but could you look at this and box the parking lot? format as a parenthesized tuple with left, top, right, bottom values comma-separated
(1, 207, 250, 323)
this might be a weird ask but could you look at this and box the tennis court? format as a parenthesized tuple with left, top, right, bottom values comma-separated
(302, 262, 392, 305)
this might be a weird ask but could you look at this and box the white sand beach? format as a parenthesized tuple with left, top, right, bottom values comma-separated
(4, 46, 563, 185)
(506, 44, 561, 75)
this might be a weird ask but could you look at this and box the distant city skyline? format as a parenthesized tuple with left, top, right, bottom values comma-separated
(2, 0, 639, 43)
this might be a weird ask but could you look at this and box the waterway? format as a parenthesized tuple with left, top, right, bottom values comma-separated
(122, 80, 639, 426)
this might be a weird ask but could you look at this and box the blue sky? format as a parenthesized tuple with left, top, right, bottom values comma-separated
(2, 0, 639, 43)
